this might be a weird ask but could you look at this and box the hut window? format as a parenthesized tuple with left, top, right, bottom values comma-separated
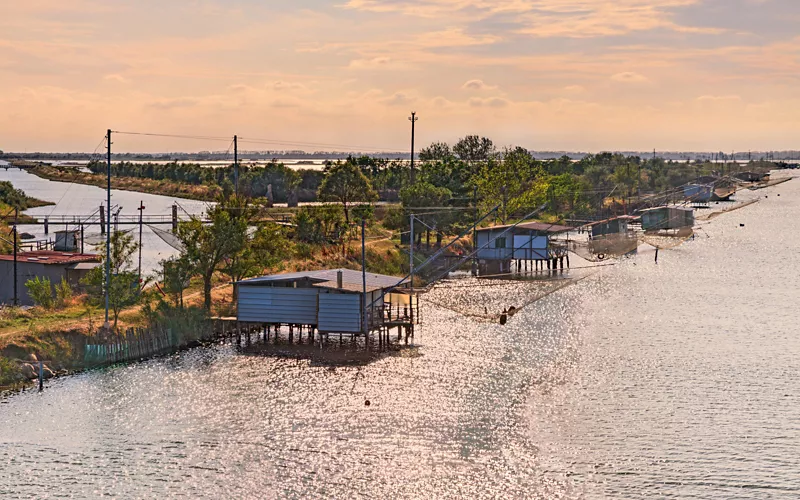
(495, 237, 507, 249)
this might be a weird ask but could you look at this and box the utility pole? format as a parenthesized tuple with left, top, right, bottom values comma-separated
(234, 135, 239, 197)
(105, 129, 112, 328)
(472, 186, 478, 276)
(408, 112, 418, 184)
(137, 201, 145, 282)
(409, 214, 414, 325)
(12, 209, 18, 306)
(361, 218, 367, 336)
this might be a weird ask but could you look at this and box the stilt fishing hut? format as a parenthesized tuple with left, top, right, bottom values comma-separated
(683, 184, 713, 204)
(639, 206, 695, 253)
(579, 216, 638, 260)
(474, 222, 572, 275)
(235, 269, 417, 342)
(640, 206, 694, 232)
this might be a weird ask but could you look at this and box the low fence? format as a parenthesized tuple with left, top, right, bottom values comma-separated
(84, 326, 179, 366)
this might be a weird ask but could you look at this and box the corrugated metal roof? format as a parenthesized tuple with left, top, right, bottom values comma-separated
(640, 206, 693, 213)
(67, 262, 102, 270)
(0, 251, 100, 265)
(237, 268, 405, 290)
(475, 221, 573, 234)
(313, 281, 385, 293)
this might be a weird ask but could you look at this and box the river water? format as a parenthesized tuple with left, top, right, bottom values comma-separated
(1, 171, 799, 498)
(0, 165, 208, 276)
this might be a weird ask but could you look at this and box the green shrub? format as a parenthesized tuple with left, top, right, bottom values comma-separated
(0, 357, 24, 386)
(294, 242, 314, 259)
(25, 277, 54, 309)
(55, 277, 73, 308)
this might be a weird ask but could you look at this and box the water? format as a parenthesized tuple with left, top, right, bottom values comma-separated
(1, 172, 799, 498)
(0, 165, 208, 276)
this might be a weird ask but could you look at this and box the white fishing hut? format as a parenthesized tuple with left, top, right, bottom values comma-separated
(235, 269, 417, 339)
(474, 222, 573, 275)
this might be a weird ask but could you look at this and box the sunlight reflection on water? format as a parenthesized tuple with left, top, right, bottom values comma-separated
(1, 172, 799, 498)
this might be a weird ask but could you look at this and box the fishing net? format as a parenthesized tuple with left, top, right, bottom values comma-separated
(638, 227, 694, 249)
(83, 229, 134, 247)
(147, 224, 185, 252)
(423, 276, 577, 323)
(697, 199, 758, 221)
(568, 233, 639, 262)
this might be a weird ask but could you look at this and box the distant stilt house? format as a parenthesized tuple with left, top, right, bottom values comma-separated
(640, 206, 694, 232)
(734, 171, 770, 183)
(683, 184, 713, 203)
(474, 222, 572, 275)
(696, 175, 719, 185)
(54, 230, 80, 252)
(589, 217, 629, 239)
(235, 269, 417, 341)
(581, 216, 638, 259)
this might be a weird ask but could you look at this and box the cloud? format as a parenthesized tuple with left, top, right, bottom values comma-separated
(273, 81, 308, 92)
(462, 79, 497, 91)
(146, 97, 201, 110)
(103, 74, 128, 83)
(563, 85, 586, 93)
(696, 95, 742, 102)
(468, 96, 510, 108)
(432, 96, 454, 108)
(349, 56, 394, 69)
(611, 71, 649, 83)
(344, 0, 718, 38)
(380, 92, 415, 106)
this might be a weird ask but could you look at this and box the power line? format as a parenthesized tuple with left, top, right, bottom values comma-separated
(112, 131, 231, 142)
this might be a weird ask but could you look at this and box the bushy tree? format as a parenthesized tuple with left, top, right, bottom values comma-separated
(82, 231, 143, 328)
(25, 276, 54, 309)
(317, 162, 378, 224)
(55, 277, 73, 308)
(162, 255, 194, 309)
(453, 135, 496, 162)
(221, 223, 289, 300)
(176, 205, 246, 311)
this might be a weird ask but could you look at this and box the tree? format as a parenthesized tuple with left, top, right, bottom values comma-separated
(294, 205, 346, 245)
(82, 231, 143, 328)
(475, 147, 544, 221)
(162, 255, 194, 308)
(453, 135, 496, 162)
(317, 161, 378, 224)
(400, 182, 453, 247)
(419, 142, 453, 161)
(220, 223, 289, 301)
(176, 206, 246, 311)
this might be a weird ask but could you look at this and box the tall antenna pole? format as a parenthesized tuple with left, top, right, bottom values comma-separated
(408, 112, 418, 184)
(105, 129, 112, 327)
(137, 201, 145, 282)
(361, 218, 367, 336)
(234, 135, 239, 197)
(409, 214, 414, 326)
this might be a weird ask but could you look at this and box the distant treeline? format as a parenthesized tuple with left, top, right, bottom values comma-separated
(86, 136, 778, 220)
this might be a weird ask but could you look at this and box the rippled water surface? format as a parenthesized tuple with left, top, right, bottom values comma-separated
(1, 173, 799, 498)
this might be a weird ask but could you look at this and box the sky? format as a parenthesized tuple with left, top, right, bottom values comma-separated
(1, 0, 798, 153)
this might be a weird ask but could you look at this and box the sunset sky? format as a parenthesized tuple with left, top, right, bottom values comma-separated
(1, 0, 798, 153)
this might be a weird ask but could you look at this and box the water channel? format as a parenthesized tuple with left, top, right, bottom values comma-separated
(0, 168, 798, 498)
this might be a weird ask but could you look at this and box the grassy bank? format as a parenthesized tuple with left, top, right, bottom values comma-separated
(29, 165, 221, 201)
(0, 235, 416, 388)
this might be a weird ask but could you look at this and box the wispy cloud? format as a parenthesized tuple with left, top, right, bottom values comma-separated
(0, 0, 797, 151)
